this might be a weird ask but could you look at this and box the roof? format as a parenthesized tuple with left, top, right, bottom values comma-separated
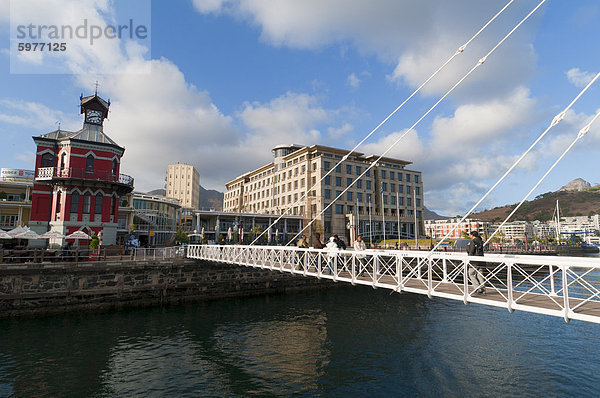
(37, 125, 119, 147)
(80, 93, 110, 112)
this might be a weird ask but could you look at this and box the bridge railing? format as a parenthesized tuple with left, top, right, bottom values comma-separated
(187, 244, 600, 324)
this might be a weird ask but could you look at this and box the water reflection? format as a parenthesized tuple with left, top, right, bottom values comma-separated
(0, 286, 599, 397)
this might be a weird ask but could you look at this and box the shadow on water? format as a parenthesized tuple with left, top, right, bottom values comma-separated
(0, 286, 599, 397)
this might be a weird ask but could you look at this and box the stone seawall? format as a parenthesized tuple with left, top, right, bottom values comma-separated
(0, 259, 335, 317)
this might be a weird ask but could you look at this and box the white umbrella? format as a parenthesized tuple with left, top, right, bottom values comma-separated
(39, 230, 65, 239)
(240, 228, 244, 243)
(7, 226, 28, 237)
(275, 229, 279, 243)
(66, 230, 92, 240)
(201, 227, 205, 240)
(267, 228, 272, 243)
(15, 230, 42, 240)
(0, 231, 13, 239)
(227, 227, 232, 241)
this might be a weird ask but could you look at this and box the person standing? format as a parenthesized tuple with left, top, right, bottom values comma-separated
(467, 231, 486, 295)
(353, 235, 367, 276)
(313, 233, 324, 249)
(325, 236, 339, 275)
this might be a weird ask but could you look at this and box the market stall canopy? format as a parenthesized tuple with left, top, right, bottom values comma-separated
(7, 226, 28, 237)
(65, 230, 92, 240)
(39, 230, 66, 239)
(15, 230, 42, 240)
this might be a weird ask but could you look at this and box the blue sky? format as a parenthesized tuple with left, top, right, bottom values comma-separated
(0, 0, 599, 216)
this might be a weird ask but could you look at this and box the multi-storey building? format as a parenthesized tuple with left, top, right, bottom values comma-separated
(223, 144, 424, 243)
(30, 92, 134, 247)
(424, 218, 492, 239)
(166, 163, 200, 209)
(0, 169, 34, 230)
(498, 221, 535, 242)
(117, 192, 181, 246)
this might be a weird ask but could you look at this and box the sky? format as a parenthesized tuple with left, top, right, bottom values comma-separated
(0, 0, 599, 216)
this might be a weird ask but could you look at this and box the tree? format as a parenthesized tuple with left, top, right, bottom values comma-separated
(89, 235, 100, 250)
(174, 229, 189, 244)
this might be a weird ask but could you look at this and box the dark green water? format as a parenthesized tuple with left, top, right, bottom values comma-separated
(1, 286, 599, 397)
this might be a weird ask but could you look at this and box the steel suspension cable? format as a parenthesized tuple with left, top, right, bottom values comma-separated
(426, 69, 600, 254)
(287, 0, 548, 246)
(248, 0, 516, 246)
(485, 109, 600, 245)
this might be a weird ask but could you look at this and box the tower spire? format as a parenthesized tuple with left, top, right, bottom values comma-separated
(94, 80, 99, 95)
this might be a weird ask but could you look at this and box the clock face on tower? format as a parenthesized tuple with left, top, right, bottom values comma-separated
(85, 109, 103, 125)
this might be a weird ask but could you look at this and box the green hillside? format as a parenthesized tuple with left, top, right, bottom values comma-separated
(472, 186, 600, 222)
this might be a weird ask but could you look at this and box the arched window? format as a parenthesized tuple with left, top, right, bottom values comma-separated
(59, 153, 66, 170)
(112, 159, 118, 176)
(40, 153, 54, 168)
(95, 193, 103, 214)
(70, 192, 79, 214)
(83, 193, 91, 214)
(86, 154, 94, 172)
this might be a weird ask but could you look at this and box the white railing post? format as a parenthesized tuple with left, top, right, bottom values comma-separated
(507, 261, 514, 313)
(562, 265, 570, 323)
(417, 257, 422, 280)
(317, 253, 322, 278)
(372, 254, 378, 288)
(463, 260, 468, 305)
(549, 264, 557, 296)
(304, 251, 308, 276)
(427, 258, 432, 298)
(442, 258, 448, 283)
(351, 254, 356, 285)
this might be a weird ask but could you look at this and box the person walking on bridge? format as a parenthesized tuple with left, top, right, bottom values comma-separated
(467, 231, 486, 295)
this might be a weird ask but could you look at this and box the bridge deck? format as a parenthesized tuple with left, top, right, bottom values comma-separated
(188, 245, 600, 324)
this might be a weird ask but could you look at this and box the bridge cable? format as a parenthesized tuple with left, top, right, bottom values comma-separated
(425, 69, 600, 254)
(484, 108, 600, 245)
(286, 0, 548, 246)
(247, 0, 517, 246)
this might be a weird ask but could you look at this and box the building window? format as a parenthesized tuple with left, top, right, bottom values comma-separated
(415, 187, 420, 195)
(398, 173, 402, 181)
(406, 174, 410, 182)
(95, 193, 103, 214)
(399, 196, 404, 205)
(415, 175, 419, 183)
(382, 182, 387, 191)
(86, 154, 94, 171)
(347, 192, 353, 201)
(112, 159, 118, 176)
(390, 171, 395, 180)
(366, 193, 372, 203)
(346, 178, 351, 187)
(407, 197, 412, 206)
(383, 195, 388, 204)
(391, 195, 396, 205)
(336, 190, 342, 198)
(366, 180, 372, 190)
(336, 177, 342, 186)
(357, 192, 363, 202)
(381, 170, 386, 179)
(71, 192, 79, 214)
(335, 164, 341, 173)
(356, 166, 361, 175)
(391, 183, 395, 192)
(335, 204, 344, 214)
(357, 179, 362, 189)
(346, 165, 352, 174)
(41, 153, 54, 168)
(416, 198, 421, 207)
(324, 161, 331, 170)
(366, 169, 371, 177)
(83, 193, 91, 214)
(324, 189, 331, 199)
(398, 185, 403, 193)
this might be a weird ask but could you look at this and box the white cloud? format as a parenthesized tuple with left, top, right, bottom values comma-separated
(328, 123, 353, 139)
(193, 1, 541, 100)
(0, 99, 80, 130)
(566, 68, 597, 88)
(347, 73, 360, 88)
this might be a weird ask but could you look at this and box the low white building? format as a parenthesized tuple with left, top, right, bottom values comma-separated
(424, 218, 492, 239)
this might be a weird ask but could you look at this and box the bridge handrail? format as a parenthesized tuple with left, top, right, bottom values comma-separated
(187, 244, 600, 324)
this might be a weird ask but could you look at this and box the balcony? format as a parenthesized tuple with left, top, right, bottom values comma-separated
(36, 167, 134, 189)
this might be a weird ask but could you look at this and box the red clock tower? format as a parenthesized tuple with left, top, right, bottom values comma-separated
(29, 92, 134, 247)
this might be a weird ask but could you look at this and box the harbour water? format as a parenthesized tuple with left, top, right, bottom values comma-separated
(1, 286, 599, 397)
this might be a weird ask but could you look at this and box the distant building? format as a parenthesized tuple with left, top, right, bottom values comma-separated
(30, 92, 134, 247)
(118, 192, 181, 246)
(424, 218, 492, 239)
(498, 221, 535, 242)
(223, 144, 424, 243)
(183, 209, 303, 244)
(0, 169, 34, 230)
(166, 163, 200, 209)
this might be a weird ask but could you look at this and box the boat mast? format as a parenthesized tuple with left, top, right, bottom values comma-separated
(555, 200, 561, 243)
